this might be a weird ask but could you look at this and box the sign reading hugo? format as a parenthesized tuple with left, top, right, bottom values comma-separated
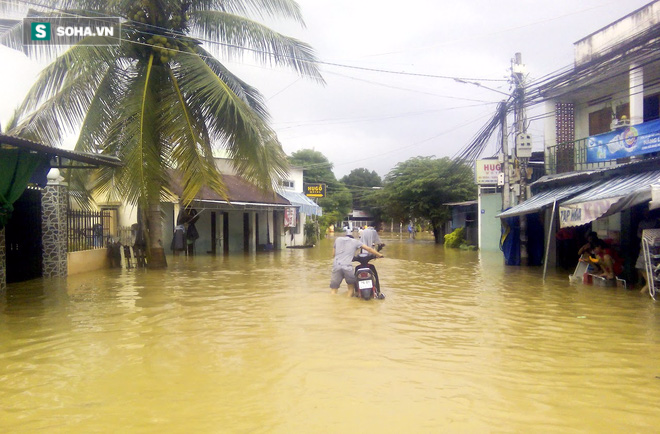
(586, 119, 660, 163)
(23, 17, 121, 46)
(475, 159, 502, 185)
(304, 183, 326, 198)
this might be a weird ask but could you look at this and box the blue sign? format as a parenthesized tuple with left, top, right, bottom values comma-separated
(586, 119, 660, 163)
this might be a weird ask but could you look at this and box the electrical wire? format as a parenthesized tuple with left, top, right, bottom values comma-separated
(7, 0, 509, 87)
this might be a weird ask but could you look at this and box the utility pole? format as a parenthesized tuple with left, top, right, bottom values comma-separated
(512, 52, 531, 264)
(499, 101, 510, 210)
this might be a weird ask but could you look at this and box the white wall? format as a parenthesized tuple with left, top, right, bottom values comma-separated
(575, 2, 660, 66)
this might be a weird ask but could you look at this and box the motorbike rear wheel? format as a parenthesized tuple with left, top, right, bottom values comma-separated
(360, 287, 373, 300)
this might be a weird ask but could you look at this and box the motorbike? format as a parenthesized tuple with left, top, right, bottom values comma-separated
(352, 244, 385, 300)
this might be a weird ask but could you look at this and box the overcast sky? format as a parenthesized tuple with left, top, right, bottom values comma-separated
(0, 0, 653, 178)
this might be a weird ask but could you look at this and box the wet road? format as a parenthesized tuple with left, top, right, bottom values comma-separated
(1, 234, 659, 432)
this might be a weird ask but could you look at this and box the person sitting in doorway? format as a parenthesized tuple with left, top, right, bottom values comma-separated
(589, 239, 623, 280)
(577, 231, 599, 259)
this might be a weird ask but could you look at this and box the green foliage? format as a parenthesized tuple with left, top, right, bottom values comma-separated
(319, 211, 341, 238)
(340, 168, 382, 188)
(303, 220, 318, 245)
(1, 0, 322, 266)
(289, 149, 352, 226)
(444, 227, 465, 248)
(382, 156, 476, 243)
(340, 168, 382, 211)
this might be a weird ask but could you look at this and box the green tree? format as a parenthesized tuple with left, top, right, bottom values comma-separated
(1, 0, 321, 267)
(383, 157, 476, 243)
(340, 167, 382, 211)
(340, 168, 382, 188)
(288, 149, 352, 231)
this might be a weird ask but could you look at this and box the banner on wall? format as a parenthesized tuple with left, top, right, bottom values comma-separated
(586, 119, 660, 163)
(284, 207, 297, 227)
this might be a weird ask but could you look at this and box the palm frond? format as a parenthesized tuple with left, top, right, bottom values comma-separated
(191, 0, 305, 24)
(173, 51, 288, 190)
(8, 63, 110, 145)
(162, 68, 228, 204)
(104, 55, 165, 208)
(191, 44, 270, 121)
(189, 10, 323, 82)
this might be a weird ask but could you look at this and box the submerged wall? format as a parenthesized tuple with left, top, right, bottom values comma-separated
(68, 249, 108, 275)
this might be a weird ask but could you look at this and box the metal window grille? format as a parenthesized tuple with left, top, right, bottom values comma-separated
(67, 209, 111, 252)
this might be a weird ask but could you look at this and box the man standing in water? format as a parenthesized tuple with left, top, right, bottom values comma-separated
(330, 228, 383, 296)
(360, 225, 383, 252)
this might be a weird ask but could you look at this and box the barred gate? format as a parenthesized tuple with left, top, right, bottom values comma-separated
(67, 210, 111, 252)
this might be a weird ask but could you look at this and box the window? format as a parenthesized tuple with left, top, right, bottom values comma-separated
(281, 180, 294, 189)
(589, 107, 612, 136)
(644, 93, 659, 122)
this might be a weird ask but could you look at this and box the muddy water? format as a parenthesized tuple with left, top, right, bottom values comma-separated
(1, 234, 660, 432)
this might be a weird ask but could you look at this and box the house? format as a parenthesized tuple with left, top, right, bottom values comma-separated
(0, 134, 121, 292)
(444, 201, 478, 247)
(497, 1, 660, 280)
(276, 166, 323, 247)
(97, 160, 322, 255)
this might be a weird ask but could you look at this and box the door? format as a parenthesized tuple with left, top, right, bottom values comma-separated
(243, 212, 250, 253)
(6, 188, 43, 283)
(210, 211, 216, 255)
(223, 212, 229, 255)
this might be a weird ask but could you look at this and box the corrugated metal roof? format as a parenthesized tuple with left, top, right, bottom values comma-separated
(562, 170, 660, 205)
(558, 170, 660, 227)
(444, 200, 478, 207)
(0, 134, 122, 167)
(497, 181, 598, 218)
(279, 190, 322, 216)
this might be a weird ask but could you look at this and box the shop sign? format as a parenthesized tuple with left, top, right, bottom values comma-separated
(558, 198, 619, 228)
(586, 119, 660, 163)
(304, 183, 326, 198)
(475, 160, 501, 185)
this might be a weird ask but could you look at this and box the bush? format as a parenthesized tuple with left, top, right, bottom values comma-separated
(304, 220, 318, 245)
(444, 227, 465, 248)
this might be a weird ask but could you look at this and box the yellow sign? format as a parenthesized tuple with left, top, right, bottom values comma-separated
(304, 183, 326, 198)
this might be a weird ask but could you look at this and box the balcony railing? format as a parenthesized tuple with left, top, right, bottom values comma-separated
(545, 137, 620, 175)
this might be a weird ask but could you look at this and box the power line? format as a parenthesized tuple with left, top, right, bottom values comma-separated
(8, 0, 509, 88)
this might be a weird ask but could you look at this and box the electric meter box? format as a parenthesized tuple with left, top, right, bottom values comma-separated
(516, 133, 532, 158)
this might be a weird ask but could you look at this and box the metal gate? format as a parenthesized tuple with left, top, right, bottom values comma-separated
(5, 188, 43, 283)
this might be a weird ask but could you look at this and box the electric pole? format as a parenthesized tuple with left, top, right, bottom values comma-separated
(512, 52, 531, 263)
(499, 101, 510, 210)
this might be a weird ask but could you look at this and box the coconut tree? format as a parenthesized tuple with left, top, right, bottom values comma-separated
(0, 0, 322, 267)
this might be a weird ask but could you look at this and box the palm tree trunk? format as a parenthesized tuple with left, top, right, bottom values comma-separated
(146, 197, 167, 269)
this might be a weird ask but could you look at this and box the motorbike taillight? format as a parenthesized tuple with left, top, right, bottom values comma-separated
(357, 271, 371, 279)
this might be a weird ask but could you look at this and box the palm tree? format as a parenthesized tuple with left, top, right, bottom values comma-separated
(0, 0, 322, 268)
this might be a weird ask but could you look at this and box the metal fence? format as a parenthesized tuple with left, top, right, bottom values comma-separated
(545, 137, 619, 175)
(67, 209, 111, 252)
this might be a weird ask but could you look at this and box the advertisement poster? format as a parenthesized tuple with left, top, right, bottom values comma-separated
(475, 159, 502, 185)
(586, 119, 660, 163)
(284, 207, 297, 228)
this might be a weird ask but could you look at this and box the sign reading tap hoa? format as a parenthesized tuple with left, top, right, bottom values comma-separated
(475, 159, 502, 185)
(304, 183, 326, 198)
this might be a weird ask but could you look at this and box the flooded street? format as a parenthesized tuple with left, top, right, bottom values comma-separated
(2, 234, 660, 432)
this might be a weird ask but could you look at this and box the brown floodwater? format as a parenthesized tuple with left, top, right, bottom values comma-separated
(1, 234, 660, 432)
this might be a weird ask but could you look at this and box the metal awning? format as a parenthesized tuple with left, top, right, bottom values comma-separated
(559, 170, 660, 227)
(278, 190, 323, 216)
(496, 182, 598, 219)
(0, 134, 122, 168)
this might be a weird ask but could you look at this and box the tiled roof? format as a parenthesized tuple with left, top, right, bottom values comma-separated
(167, 170, 289, 205)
